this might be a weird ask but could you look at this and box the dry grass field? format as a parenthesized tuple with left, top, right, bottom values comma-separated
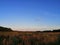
(0, 31, 60, 45)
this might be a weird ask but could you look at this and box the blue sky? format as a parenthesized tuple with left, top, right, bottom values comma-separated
(0, 0, 60, 31)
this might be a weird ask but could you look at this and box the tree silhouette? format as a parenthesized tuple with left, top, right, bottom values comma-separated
(0, 26, 13, 31)
(53, 29, 60, 32)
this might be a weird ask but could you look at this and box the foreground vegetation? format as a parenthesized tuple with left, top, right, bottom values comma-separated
(0, 26, 60, 45)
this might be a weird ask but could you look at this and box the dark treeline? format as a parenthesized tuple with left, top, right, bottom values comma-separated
(36, 29, 60, 32)
(43, 29, 60, 32)
(0, 26, 13, 31)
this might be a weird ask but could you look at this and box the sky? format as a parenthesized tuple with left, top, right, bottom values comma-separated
(0, 0, 60, 31)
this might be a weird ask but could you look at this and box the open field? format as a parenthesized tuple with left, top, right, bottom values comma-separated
(0, 31, 60, 45)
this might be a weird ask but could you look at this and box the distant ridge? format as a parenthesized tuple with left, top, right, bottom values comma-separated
(0, 26, 13, 31)
(42, 29, 60, 32)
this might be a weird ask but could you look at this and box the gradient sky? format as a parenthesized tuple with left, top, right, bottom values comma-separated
(0, 0, 60, 31)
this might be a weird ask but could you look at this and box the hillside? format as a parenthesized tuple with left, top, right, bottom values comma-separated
(0, 26, 13, 31)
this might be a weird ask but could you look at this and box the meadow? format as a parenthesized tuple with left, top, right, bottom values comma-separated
(0, 31, 60, 45)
